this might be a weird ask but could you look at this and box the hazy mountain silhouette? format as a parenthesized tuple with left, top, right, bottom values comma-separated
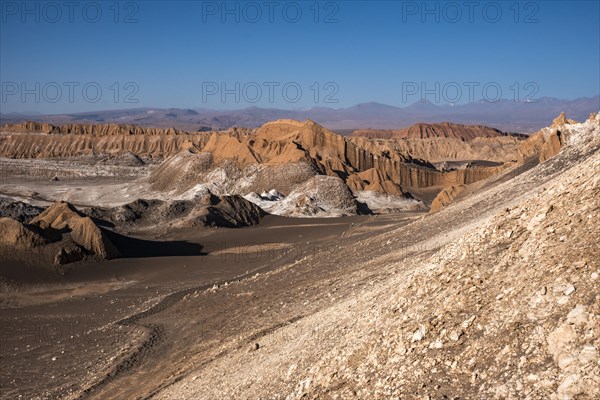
(2, 96, 598, 133)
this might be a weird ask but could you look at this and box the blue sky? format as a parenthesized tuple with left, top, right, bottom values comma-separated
(1, 0, 599, 113)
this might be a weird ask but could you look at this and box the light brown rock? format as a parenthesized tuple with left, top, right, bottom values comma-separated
(429, 185, 467, 213)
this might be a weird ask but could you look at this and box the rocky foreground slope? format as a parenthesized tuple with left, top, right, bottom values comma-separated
(152, 114, 599, 399)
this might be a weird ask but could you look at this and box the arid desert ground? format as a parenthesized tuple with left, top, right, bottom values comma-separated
(0, 112, 599, 399)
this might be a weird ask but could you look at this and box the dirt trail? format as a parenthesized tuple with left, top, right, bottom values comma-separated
(77, 248, 304, 399)
(70, 215, 412, 400)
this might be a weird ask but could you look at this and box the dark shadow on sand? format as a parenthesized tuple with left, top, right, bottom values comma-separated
(104, 230, 206, 258)
(90, 216, 116, 229)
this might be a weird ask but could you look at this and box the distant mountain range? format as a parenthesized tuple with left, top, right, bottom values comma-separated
(2, 96, 598, 133)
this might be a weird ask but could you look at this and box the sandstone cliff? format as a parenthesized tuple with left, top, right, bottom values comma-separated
(146, 119, 507, 203)
(2, 121, 186, 136)
(0, 130, 212, 159)
(352, 121, 519, 140)
(0, 119, 518, 205)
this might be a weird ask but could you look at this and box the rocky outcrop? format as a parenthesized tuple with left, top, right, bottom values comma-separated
(0, 131, 212, 159)
(429, 184, 467, 213)
(346, 168, 404, 195)
(87, 191, 266, 229)
(518, 112, 577, 164)
(352, 122, 522, 140)
(0, 201, 122, 265)
(1, 121, 186, 136)
(243, 175, 363, 217)
(551, 112, 578, 128)
(287, 175, 359, 216)
(539, 130, 563, 162)
(0, 217, 46, 248)
(0, 197, 44, 222)
(1, 119, 515, 206)
(31, 201, 120, 259)
(201, 194, 267, 228)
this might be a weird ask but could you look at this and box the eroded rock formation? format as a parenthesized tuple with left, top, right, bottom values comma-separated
(31, 202, 120, 259)
(429, 184, 467, 213)
(351, 122, 520, 140)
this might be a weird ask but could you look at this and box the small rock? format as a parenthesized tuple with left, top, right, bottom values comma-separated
(563, 284, 575, 296)
(578, 345, 598, 365)
(449, 330, 463, 341)
(462, 315, 476, 329)
(286, 364, 298, 379)
(557, 374, 582, 399)
(557, 353, 577, 370)
(566, 305, 588, 325)
(527, 213, 546, 231)
(411, 326, 426, 342)
(250, 343, 260, 352)
(548, 324, 576, 358)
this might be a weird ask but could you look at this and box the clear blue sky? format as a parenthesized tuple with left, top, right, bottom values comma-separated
(1, 0, 599, 113)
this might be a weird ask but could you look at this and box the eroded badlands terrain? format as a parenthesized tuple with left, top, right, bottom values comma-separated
(0, 113, 598, 399)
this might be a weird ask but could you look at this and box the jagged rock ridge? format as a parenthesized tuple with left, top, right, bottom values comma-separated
(351, 121, 524, 140)
(0, 116, 583, 215)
